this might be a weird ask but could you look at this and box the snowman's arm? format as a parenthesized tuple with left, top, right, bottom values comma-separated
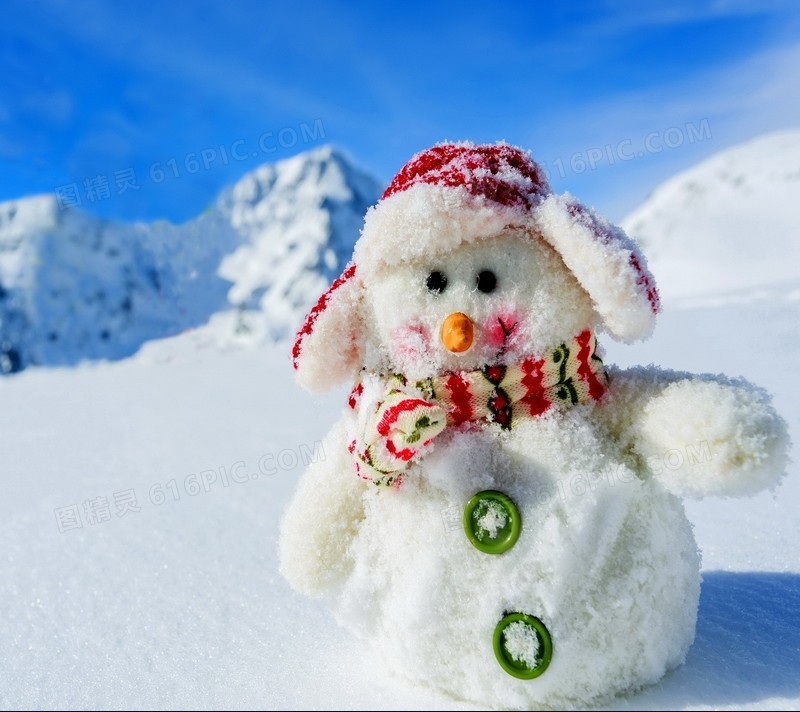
(600, 365, 790, 498)
(279, 418, 369, 596)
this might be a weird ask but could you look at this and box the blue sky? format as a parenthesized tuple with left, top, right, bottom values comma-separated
(3, 0, 800, 222)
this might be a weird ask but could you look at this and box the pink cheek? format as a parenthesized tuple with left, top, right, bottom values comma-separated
(392, 323, 432, 358)
(483, 311, 524, 350)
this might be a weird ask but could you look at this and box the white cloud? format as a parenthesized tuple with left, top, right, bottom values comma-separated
(594, 0, 800, 32)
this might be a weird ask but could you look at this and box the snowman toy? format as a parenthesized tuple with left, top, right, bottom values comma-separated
(280, 143, 788, 708)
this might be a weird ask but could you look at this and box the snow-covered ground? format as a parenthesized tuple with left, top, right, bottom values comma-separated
(1, 277, 798, 710)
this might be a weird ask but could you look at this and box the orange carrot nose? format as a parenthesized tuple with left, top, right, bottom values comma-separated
(441, 312, 474, 353)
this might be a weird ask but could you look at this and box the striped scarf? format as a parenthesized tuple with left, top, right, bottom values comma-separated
(348, 329, 607, 487)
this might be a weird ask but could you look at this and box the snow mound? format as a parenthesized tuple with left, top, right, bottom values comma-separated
(622, 130, 800, 300)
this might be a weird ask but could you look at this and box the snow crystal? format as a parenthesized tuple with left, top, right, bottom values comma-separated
(473, 500, 507, 540)
(502, 621, 540, 668)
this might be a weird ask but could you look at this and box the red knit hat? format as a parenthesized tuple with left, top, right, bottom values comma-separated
(382, 143, 550, 209)
(293, 142, 660, 391)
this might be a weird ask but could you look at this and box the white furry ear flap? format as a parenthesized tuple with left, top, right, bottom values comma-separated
(533, 193, 660, 342)
(292, 263, 363, 392)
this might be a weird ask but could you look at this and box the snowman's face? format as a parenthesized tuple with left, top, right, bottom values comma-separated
(364, 230, 597, 379)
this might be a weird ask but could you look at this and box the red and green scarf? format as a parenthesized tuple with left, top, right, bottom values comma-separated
(348, 329, 607, 487)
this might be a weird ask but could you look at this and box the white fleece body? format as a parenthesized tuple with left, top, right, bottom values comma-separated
(281, 399, 701, 709)
(282, 204, 789, 708)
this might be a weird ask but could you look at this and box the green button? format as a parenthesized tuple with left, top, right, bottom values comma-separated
(493, 613, 553, 679)
(463, 490, 521, 554)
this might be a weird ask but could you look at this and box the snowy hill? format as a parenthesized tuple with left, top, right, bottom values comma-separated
(0, 195, 236, 372)
(622, 130, 800, 301)
(0, 146, 382, 373)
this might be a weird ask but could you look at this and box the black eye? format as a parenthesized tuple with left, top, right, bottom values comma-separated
(426, 270, 448, 294)
(476, 270, 497, 293)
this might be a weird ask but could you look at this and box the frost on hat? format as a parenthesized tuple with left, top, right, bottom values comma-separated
(533, 193, 661, 342)
(382, 142, 550, 207)
(292, 142, 661, 391)
(353, 142, 551, 275)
